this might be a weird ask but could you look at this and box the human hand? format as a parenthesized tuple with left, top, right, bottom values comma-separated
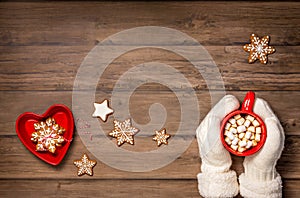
(239, 98, 285, 198)
(196, 95, 240, 198)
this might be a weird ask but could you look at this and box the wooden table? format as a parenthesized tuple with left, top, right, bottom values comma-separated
(0, 1, 299, 197)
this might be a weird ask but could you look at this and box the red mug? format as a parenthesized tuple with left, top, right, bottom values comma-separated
(220, 91, 267, 156)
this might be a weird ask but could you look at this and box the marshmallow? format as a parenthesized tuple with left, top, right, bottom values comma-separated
(237, 125, 246, 133)
(234, 114, 241, 120)
(223, 114, 262, 153)
(248, 126, 255, 133)
(239, 140, 247, 147)
(238, 147, 246, 153)
(245, 131, 252, 139)
(239, 132, 245, 139)
(244, 119, 251, 127)
(256, 127, 261, 134)
(230, 127, 237, 134)
(227, 131, 235, 140)
(255, 134, 261, 142)
(225, 137, 232, 145)
(225, 123, 231, 130)
(224, 130, 229, 136)
(246, 141, 253, 149)
(231, 144, 238, 151)
(252, 140, 257, 146)
(232, 137, 239, 146)
(246, 115, 255, 122)
(253, 119, 260, 127)
(237, 118, 245, 126)
(231, 124, 237, 128)
(229, 118, 236, 125)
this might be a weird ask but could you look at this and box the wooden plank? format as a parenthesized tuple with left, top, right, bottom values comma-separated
(0, 46, 299, 91)
(1, 91, 299, 135)
(0, 2, 299, 46)
(1, 179, 199, 198)
(0, 135, 299, 179)
(0, 179, 298, 198)
(0, 2, 299, 197)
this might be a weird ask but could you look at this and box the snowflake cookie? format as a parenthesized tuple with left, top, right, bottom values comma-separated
(243, 34, 275, 64)
(153, 128, 171, 146)
(31, 117, 65, 153)
(109, 119, 139, 146)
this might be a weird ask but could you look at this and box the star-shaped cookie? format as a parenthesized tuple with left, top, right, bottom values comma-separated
(109, 119, 139, 146)
(74, 153, 97, 176)
(243, 34, 275, 64)
(153, 128, 170, 146)
(92, 99, 114, 122)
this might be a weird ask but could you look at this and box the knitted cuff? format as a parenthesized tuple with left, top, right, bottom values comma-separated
(239, 173, 282, 198)
(197, 170, 239, 198)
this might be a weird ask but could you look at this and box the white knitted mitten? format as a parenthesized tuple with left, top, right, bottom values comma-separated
(196, 95, 240, 198)
(239, 98, 285, 198)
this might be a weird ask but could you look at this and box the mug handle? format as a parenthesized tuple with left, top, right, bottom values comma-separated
(241, 91, 255, 113)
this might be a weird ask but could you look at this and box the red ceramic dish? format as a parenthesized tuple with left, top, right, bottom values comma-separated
(16, 104, 74, 165)
(220, 92, 267, 156)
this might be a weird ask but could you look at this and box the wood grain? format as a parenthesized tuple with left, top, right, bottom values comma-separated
(1, 91, 299, 135)
(0, 135, 299, 180)
(0, 2, 299, 46)
(0, 46, 299, 91)
(0, 179, 299, 198)
(0, 1, 299, 197)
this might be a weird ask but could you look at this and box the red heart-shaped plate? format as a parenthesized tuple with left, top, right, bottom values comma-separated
(16, 104, 74, 165)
